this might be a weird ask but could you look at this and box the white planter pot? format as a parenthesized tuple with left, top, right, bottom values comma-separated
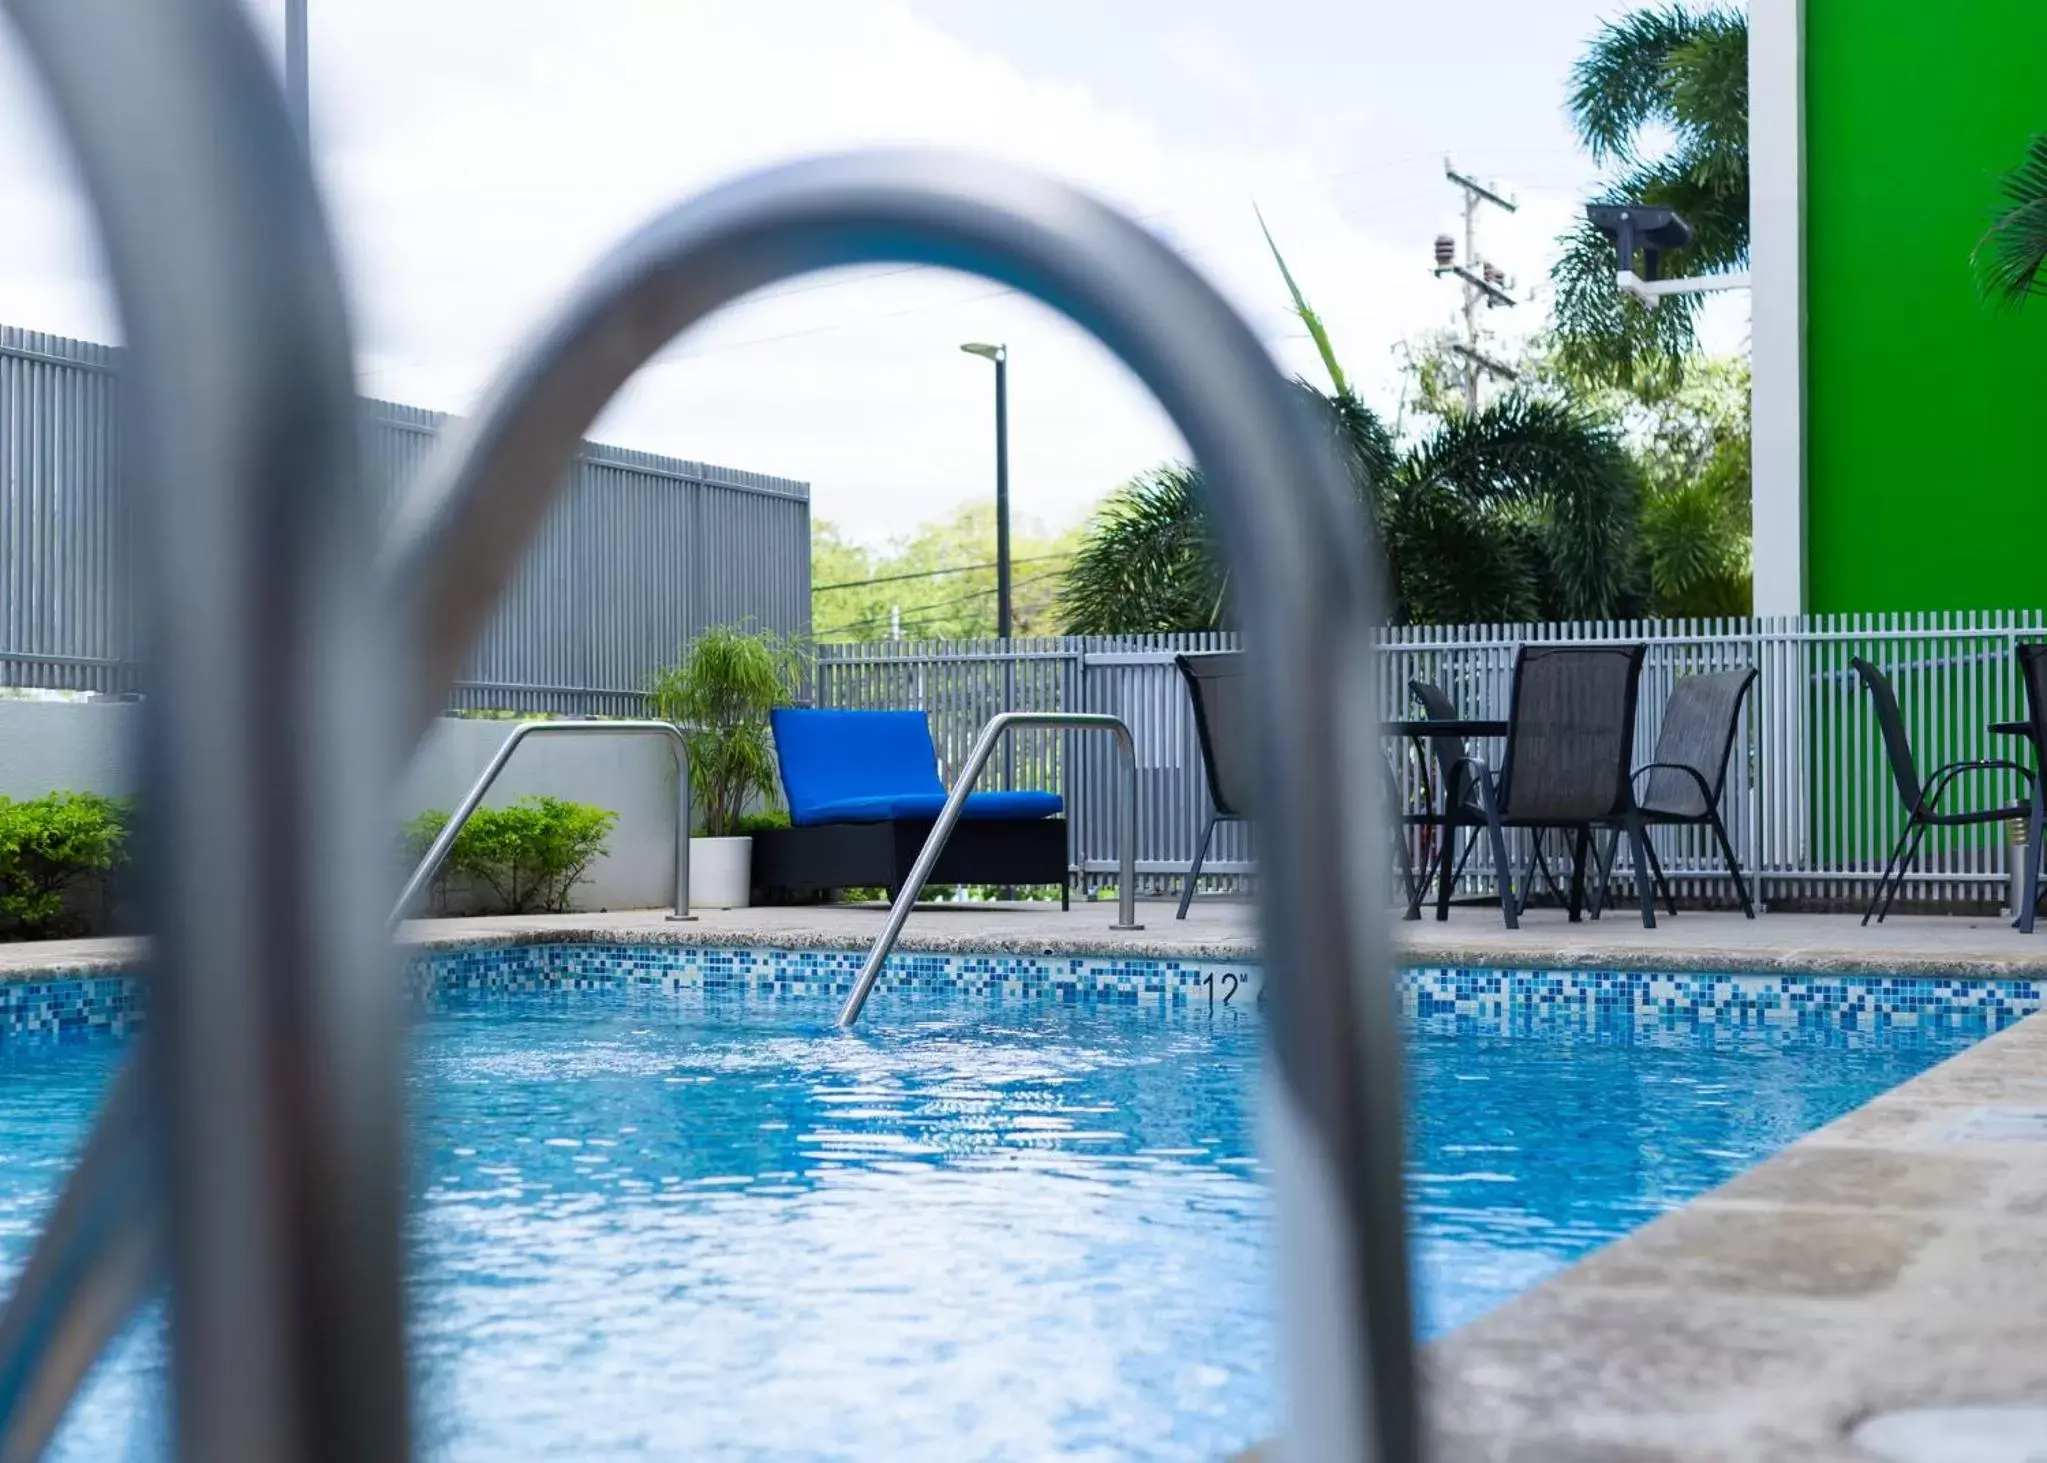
(689, 835, 753, 909)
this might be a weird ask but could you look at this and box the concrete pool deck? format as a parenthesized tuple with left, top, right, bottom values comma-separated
(12, 900, 2047, 976)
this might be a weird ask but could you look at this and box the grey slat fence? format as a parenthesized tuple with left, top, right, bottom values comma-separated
(2, 324, 811, 712)
(818, 612, 2047, 912)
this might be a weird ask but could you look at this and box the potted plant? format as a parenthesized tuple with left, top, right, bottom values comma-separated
(647, 624, 801, 908)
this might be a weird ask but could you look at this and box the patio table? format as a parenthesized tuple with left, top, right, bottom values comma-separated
(1382, 720, 1507, 918)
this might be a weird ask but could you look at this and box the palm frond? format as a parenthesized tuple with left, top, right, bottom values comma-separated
(1057, 466, 1226, 635)
(1665, 16, 1749, 193)
(1303, 382, 1397, 500)
(1547, 217, 1700, 393)
(1257, 206, 1349, 395)
(1395, 395, 1642, 619)
(1979, 134, 2047, 305)
(1569, 5, 1714, 165)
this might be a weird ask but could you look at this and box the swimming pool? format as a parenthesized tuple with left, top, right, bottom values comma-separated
(0, 951, 2028, 1460)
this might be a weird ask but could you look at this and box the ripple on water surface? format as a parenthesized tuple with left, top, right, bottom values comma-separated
(0, 983, 1985, 1461)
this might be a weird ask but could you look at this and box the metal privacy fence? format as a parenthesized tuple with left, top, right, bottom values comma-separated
(2, 324, 810, 712)
(818, 613, 2047, 910)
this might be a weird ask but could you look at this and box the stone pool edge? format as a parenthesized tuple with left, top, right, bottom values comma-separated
(20, 914, 2047, 981)
(1417, 1003, 2047, 1461)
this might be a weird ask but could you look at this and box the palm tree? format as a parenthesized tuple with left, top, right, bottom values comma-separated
(1061, 212, 1650, 634)
(1981, 135, 2047, 303)
(1059, 386, 1642, 632)
(1058, 465, 1229, 635)
(1550, 4, 1749, 391)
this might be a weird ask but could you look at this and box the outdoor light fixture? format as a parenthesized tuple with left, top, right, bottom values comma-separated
(960, 341, 1004, 362)
(1584, 202, 1750, 308)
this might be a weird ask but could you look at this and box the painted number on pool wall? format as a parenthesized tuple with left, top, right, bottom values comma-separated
(1203, 972, 1247, 1008)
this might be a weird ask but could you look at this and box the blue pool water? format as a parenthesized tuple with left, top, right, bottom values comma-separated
(0, 977, 1997, 1461)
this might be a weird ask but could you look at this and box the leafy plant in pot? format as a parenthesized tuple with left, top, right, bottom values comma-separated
(647, 625, 802, 908)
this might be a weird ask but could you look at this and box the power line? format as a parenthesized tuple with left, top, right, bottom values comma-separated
(816, 569, 1066, 638)
(814, 552, 1070, 594)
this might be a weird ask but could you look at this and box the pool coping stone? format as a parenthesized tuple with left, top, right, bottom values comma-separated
(15, 906, 2047, 982)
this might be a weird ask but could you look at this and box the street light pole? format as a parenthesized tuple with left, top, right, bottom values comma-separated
(961, 342, 1010, 639)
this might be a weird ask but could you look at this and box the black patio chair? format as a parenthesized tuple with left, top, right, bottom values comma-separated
(2015, 643, 2047, 933)
(1175, 652, 1253, 919)
(1850, 655, 2033, 925)
(1591, 667, 1758, 919)
(1408, 679, 1562, 913)
(1437, 644, 1657, 929)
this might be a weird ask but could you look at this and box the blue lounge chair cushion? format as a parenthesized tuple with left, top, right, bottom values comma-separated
(770, 708, 1064, 827)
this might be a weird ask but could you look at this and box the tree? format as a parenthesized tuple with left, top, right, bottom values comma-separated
(1059, 466, 1227, 635)
(1981, 134, 2047, 304)
(1059, 384, 1644, 632)
(1550, 4, 1749, 391)
(1619, 357, 1752, 614)
(811, 503, 1080, 642)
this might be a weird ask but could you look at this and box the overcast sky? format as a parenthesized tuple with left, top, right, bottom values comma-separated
(0, 0, 1746, 544)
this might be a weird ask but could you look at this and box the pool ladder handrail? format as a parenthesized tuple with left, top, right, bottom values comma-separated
(837, 710, 1142, 1028)
(0, 76, 1412, 1458)
(391, 719, 697, 927)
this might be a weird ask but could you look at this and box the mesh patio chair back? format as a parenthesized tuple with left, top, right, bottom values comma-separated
(1499, 644, 1647, 823)
(1175, 653, 1254, 818)
(1409, 679, 1478, 809)
(1640, 668, 1759, 818)
(1849, 657, 1924, 812)
(2020, 644, 2047, 757)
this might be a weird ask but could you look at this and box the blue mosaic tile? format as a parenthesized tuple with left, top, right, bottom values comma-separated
(1402, 966, 2044, 1033)
(0, 967, 146, 1044)
(406, 943, 1266, 1011)
(1, 948, 2041, 1045)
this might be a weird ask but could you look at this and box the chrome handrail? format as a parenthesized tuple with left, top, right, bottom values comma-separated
(391, 720, 696, 926)
(0, 96, 1410, 1462)
(837, 711, 1141, 1028)
(376, 151, 1410, 1461)
(1, 0, 410, 1457)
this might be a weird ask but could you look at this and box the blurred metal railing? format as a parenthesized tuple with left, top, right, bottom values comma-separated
(0, 8, 1409, 1461)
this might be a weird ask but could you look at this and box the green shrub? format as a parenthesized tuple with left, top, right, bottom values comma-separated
(733, 808, 791, 836)
(402, 797, 617, 916)
(0, 792, 131, 937)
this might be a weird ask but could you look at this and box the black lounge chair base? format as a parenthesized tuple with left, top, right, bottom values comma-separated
(752, 818, 1070, 906)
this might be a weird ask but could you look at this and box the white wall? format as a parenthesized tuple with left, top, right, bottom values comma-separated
(400, 719, 684, 913)
(0, 698, 140, 799)
(0, 701, 684, 913)
(1750, 0, 1806, 615)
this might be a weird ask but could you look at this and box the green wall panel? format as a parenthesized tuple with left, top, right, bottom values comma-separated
(1805, 0, 2047, 612)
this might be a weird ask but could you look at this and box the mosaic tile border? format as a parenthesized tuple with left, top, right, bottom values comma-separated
(2, 948, 2042, 1044)
(1406, 966, 2044, 1032)
(410, 942, 1266, 1011)
(0, 967, 146, 1044)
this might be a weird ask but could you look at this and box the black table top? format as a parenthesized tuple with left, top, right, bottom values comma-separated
(1382, 718, 1508, 739)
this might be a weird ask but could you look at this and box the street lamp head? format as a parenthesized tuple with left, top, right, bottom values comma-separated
(960, 342, 1006, 362)
(1584, 203, 1692, 281)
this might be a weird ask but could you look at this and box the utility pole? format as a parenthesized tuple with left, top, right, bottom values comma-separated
(1431, 159, 1519, 411)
